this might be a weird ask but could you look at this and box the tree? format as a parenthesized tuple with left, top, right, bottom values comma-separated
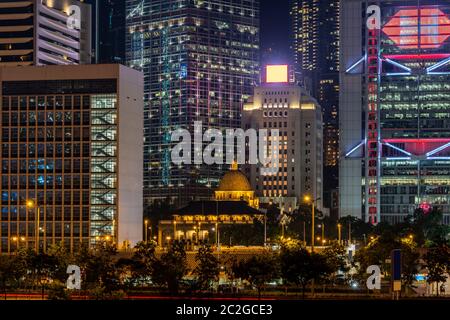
(47, 242, 72, 283)
(321, 241, 350, 285)
(424, 242, 450, 296)
(151, 241, 188, 295)
(354, 230, 400, 277)
(279, 241, 314, 298)
(0, 255, 15, 299)
(400, 239, 421, 295)
(28, 251, 59, 299)
(232, 251, 279, 299)
(75, 242, 119, 292)
(414, 208, 449, 244)
(310, 252, 333, 295)
(130, 240, 157, 286)
(193, 245, 220, 292)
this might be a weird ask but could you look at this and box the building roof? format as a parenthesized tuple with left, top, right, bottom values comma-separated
(216, 163, 252, 192)
(173, 201, 262, 216)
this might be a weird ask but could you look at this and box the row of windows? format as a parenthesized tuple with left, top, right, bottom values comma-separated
(1, 207, 90, 220)
(2, 159, 90, 174)
(1, 111, 90, 126)
(2, 127, 91, 142)
(0, 224, 90, 237)
(2, 143, 90, 158)
(263, 111, 289, 117)
(1, 175, 90, 189)
(2, 96, 91, 111)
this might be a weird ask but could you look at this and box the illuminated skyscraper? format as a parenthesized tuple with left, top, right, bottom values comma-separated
(126, 0, 260, 208)
(0, 0, 92, 66)
(291, 0, 340, 211)
(243, 65, 323, 213)
(340, 0, 450, 225)
(0, 64, 143, 253)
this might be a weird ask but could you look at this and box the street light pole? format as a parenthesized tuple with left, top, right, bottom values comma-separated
(304, 195, 321, 254)
(27, 200, 41, 252)
(36, 206, 40, 252)
(348, 221, 352, 244)
(303, 221, 306, 244)
(173, 221, 177, 240)
(338, 223, 342, 245)
(321, 222, 324, 245)
(311, 201, 315, 253)
(264, 211, 267, 247)
(144, 220, 148, 243)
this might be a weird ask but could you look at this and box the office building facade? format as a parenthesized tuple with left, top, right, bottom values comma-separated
(126, 0, 260, 208)
(0, 0, 91, 66)
(340, 0, 450, 224)
(0, 64, 143, 253)
(243, 65, 323, 212)
(291, 0, 340, 208)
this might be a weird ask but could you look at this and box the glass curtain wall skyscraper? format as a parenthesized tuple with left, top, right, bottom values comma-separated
(340, 0, 450, 225)
(126, 0, 260, 208)
(291, 0, 340, 214)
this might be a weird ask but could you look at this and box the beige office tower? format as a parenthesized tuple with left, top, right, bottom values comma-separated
(0, 64, 143, 253)
(243, 65, 324, 213)
(0, 0, 91, 66)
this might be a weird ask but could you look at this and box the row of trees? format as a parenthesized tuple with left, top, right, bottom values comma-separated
(0, 239, 349, 299)
(1, 237, 450, 299)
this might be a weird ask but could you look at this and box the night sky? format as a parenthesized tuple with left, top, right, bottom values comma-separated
(260, 0, 292, 65)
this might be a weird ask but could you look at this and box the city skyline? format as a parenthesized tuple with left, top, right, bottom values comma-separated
(0, 0, 449, 306)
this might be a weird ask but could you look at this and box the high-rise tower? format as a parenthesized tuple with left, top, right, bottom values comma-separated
(126, 0, 260, 208)
(340, 0, 450, 225)
(291, 0, 340, 214)
(0, 0, 92, 66)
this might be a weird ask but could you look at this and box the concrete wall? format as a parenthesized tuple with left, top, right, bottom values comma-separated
(339, 0, 364, 219)
(117, 65, 143, 248)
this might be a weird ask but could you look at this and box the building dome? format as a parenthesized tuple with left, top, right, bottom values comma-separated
(217, 163, 252, 192)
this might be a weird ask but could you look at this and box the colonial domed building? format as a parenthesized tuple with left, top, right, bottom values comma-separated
(157, 163, 263, 247)
(214, 162, 259, 208)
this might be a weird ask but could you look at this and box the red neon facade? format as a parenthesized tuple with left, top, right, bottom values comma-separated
(382, 8, 450, 49)
(366, 20, 380, 225)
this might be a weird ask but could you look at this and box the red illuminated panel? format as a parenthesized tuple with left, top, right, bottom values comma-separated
(383, 53, 450, 60)
(383, 138, 450, 156)
(382, 8, 450, 49)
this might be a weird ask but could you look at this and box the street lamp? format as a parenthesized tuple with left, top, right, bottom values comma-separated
(144, 219, 149, 243)
(337, 223, 342, 245)
(321, 222, 325, 244)
(173, 221, 177, 240)
(11, 236, 18, 254)
(303, 195, 321, 253)
(27, 200, 41, 252)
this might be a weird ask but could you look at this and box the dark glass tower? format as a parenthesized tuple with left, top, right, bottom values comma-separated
(291, 0, 340, 213)
(126, 0, 260, 208)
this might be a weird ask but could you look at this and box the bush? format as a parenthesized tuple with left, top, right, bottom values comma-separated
(47, 281, 71, 300)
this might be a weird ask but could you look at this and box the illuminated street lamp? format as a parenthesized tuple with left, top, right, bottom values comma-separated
(303, 195, 321, 253)
(27, 200, 41, 252)
(337, 223, 342, 245)
(173, 221, 177, 240)
(144, 219, 149, 243)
